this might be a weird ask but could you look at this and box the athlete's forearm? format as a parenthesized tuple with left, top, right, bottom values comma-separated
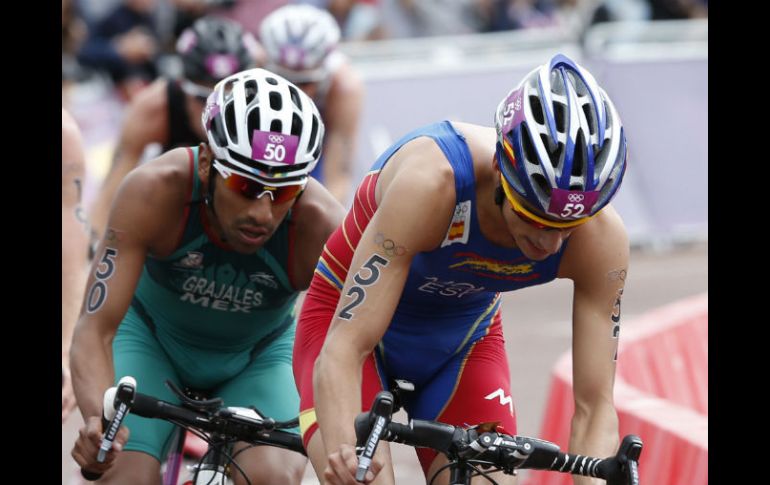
(313, 345, 364, 453)
(70, 322, 116, 421)
(568, 400, 619, 485)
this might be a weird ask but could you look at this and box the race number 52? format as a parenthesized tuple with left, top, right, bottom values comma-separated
(560, 203, 585, 218)
(338, 255, 389, 320)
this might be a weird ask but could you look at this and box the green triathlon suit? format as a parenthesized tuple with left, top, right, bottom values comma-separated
(113, 147, 300, 460)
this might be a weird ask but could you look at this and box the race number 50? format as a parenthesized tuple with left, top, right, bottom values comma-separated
(86, 248, 118, 313)
(264, 143, 286, 162)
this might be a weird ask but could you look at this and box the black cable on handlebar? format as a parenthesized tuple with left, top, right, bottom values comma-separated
(427, 460, 501, 485)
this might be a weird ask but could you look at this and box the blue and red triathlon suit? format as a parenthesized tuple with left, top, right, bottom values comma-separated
(294, 120, 569, 472)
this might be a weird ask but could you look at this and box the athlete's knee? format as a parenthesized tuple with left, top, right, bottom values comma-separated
(236, 454, 306, 485)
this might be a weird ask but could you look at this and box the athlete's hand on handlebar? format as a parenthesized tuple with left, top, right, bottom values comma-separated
(325, 443, 383, 485)
(71, 415, 130, 479)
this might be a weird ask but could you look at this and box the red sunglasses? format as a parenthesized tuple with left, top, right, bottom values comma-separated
(213, 160, 305, 203)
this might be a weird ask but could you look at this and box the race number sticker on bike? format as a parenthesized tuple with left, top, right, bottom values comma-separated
(547, 189, 600, 219)
(251, 130, 300, 165)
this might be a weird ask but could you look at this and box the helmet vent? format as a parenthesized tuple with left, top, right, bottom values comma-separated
(211, 115, 228, 147)
(530, 95, 545, 125)
(554, 102, 566, 133)
(269, 91, 282, 110)
(247, 107, 260, 137)
(225, 103, 238, 144)
(288, 85, 303, 110)
(244, 80, 258, 105)
(291, 113, 302, 137)
(572, 131, 586, 177)
(532, 173, 552, 197)
(308, 114, 319, 151)
(552, 142, 564, 167)
(582, 103, 596, 136)
(270, 120, 282, 132)
(266, 77, 279, 86)
(521, 124, 539, 165)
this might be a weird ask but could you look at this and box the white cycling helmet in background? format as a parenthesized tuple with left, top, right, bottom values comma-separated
(202, 68, 325, 185)
(260, 4, 341, 84)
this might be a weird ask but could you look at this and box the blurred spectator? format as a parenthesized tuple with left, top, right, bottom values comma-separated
(648, 0, 707, 19)
(395, 0, 490, 36)
(88, 16, 262, 236)
(167, 0, 235, 42)
(300, 0, 386, 40)
(590, 0, 651, 24)
(208, 0, 289, 37)
(63, 0, 89, 107)
(77, 0, 161, 101)
(261, 4, 364, 204)
(483, 0, 561, 32)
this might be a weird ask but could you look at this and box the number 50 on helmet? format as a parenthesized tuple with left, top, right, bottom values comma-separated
(202, 68, 325, 186)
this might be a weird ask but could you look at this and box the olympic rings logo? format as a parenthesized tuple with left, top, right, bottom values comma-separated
(567, 194, 585, 203)
(268, 135, 285, 144)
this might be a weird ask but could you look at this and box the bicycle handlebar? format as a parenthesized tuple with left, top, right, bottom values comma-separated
(355, 391, 642, 485)
(81, 376, 305, 481)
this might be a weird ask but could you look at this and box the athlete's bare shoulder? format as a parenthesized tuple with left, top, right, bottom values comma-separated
(374, 134, 457, 251)
(125, 147, 193, 200)
(376, 134, 455, 202)
(289, 178, 346, 289)
(451, 122, 497, 163)
(292, 177, 346, 227)
(107, 147, 196, 254)
(329, 61, 363, 95)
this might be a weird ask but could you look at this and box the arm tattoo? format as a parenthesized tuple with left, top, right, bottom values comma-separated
(611, 287, 624, 361)
(105, 228, 125, 242)
(338, 254, 390, 320)
(607, 269, 627, 282)
(86, 247, 119, 313)
(71, 178, 90, 232)
(374, 232, 406, 257)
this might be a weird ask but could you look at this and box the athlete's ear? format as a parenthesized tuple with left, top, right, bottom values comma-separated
(198, 143, 212, 179)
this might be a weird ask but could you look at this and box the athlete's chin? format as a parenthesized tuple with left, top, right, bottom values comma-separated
(519, 237, 555, 261)
(522, 249, 551, 261)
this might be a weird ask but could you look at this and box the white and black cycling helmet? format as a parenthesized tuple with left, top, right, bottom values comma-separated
(202, 68, 324, 185)
(495, 54, 627, 228)
(259, 4, 341, 84)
